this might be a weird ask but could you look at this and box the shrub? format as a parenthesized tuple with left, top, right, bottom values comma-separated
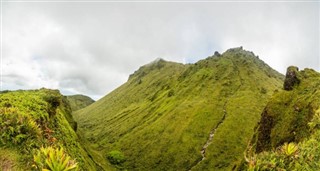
(42, 91, 62, 117)
(260, 88, 267, 94)
(107, 150, 126, 165)
(33, 146, 78, 171)
(280, 142, 298, 158)
(0, 107, 41, 147)
(167, 89, 175, 97)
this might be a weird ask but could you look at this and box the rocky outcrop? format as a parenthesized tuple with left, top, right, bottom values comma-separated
(256, 109, 274, 152)
(214, 51, 221, 57)
(284, 66, 300, 90)
(253, 67, 320, 154)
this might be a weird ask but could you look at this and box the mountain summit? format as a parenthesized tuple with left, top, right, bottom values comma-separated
(74, 47, 284, 170)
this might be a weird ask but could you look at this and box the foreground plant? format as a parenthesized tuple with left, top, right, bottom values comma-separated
(244, 110, 320, 171)
(33, 146, 78, 171)
(280, 142, 298, 158)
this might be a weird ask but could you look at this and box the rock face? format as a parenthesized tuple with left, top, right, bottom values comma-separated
(256, 110, 274, 153)
(214, 51, 221, 57)
(284, 66, 300, 90)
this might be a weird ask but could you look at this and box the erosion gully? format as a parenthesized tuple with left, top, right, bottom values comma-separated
(189, 60, 243, 170)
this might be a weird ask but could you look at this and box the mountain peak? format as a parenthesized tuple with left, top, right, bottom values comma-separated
(223, 46, 257, 57)
(128, 58, 183, 81)
(75, 48, 285, 171)
(148, 57, 166, 65)
(225, 46, 244, 52)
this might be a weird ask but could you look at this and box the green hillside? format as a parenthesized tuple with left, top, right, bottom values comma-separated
(0, 88, 97, 170)
(66, 94, 95, 112)
(74, 47, 284, 170)
(243, 67, 320, 170)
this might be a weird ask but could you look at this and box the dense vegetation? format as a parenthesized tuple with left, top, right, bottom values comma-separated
(4, 47, 319, 171)
(242, 67, 320, 170)
(74, 47, 284, 170)
(0, 89, 96, 170)
(66, 95, 95, 112)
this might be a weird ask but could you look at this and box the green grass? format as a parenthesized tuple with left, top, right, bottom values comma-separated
(0, 88, 97, 170)
(74, 47, 284, 170)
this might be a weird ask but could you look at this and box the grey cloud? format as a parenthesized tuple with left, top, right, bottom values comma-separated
(2, 1, 319, 100)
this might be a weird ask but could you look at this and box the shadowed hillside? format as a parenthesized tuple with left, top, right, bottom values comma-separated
(66, 94, 95, 112)
(74, 47, 284, 170)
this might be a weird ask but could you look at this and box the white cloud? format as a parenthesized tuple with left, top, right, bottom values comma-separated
(2, 1, 319, 100)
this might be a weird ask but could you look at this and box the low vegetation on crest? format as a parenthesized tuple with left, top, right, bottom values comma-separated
(0, 89, 96, 170)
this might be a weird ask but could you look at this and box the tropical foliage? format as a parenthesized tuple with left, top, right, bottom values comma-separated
(0, 89, 96, 170)
(3, 48, 320, 171)
(33, 146, 78, 171)
(245, 112, 320, 170)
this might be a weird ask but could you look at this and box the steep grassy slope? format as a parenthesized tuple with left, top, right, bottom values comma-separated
(66, 94, 95, 112)
(74, 47, 284, 170)
(242, 67, 320, 170)
(0, 89, 96, 170)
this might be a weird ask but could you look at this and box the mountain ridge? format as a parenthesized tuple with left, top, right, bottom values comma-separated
(66, 94, 95, 112)
(74, 47, 284, 170)
(4, 47, 320, 171)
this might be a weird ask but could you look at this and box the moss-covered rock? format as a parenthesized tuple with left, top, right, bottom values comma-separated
(254, 67, 320, 153)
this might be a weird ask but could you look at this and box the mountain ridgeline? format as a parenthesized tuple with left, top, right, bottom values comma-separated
(2, 47, 319, 171)
(74, 47, 284, 170)
(66, 94, 95, 112)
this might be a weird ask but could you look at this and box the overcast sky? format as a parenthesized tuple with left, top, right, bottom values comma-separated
(1, 1, 319, 100)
